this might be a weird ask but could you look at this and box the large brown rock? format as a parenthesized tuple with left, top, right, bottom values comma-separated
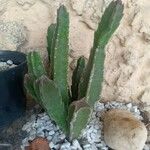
(104, 109, 147, 150)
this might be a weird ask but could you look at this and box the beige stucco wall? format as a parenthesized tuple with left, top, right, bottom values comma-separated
(0, 0, 150, 105)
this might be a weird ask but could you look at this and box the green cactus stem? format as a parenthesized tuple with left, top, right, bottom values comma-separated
(47, 24, 56, 61)
(69, 99, 92, 139)
(27, 51, 46, 79)
(24, 74, 37, 100)
(53, 6, 70, 107)
(38, 75, 68, 134)
(71, 57, 86, 101)
(78, 0, 124, 107)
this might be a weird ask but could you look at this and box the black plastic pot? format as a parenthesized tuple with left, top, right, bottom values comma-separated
(0, 50, 27, 129)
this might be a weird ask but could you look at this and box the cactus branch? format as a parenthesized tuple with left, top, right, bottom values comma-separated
(39, 75, 68, 134)
(78, 0, 124, 107)
(71, 57, 86, 101)
(27, 51, 46, 79)
(53, 6, 70, 107)
(69, 99, 92, 139)
(47, 24, 57, 61)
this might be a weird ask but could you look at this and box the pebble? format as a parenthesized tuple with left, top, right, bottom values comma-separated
(126, 103, 132, 108)
(48, 130, 55, 136)
(0, 60, 16, 71)
(21, 101, 150, 150)
(59, 134, 66, 140)
(6, 60, 13, 65)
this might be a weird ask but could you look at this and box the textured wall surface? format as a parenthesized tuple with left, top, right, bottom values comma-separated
(0, 0, 150, 105)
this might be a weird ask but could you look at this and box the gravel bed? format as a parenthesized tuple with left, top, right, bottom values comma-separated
(0, 60, 17, 71)
(21, 101, 150, 150)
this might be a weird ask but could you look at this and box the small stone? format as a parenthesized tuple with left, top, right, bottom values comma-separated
(61, 142, 70, 148)
(59, 134, 66, 140)
(126, 103, 132, 108)
(94, 124, 100, 130)
(22, 138, 29, 146)
(53, 144, 60, 149)
(104, 109, 148, 150)
(48, 130, 55, 136)
(49, 141, 55, 148)
(132, 106, 138, 113)
(47, 136, 52, 141)
(72, 139, 82, 150)
(36, 132, 45, 138)
(71, 145, 77, 150)
(28, 135, 36, 141)
(6, 60, 13, 65)
(143, 144, 150, 150)
(83, 144, 91, 149)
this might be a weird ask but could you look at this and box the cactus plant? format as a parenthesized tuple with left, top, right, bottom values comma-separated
(25, 0, 124, 139)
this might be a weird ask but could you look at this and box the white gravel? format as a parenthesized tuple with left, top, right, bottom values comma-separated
(21, 101, 150, 150)
(0, 60, 16, 71)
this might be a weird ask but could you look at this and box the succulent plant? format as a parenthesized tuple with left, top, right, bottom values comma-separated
(25, 0, 124, 139)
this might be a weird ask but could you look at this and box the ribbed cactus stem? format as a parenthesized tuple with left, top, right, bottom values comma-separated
(24, 74, 37, 100)
(53, 6, 70, 108)
(71, 56, 86, 101)
(79, 0, 124, 107)
(47, 24, 56, 61)
(69, 99, 92, 140)
(27, 51, 46, 79)
(39, 75, 68, 134)
(25, 51, 46, 101)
